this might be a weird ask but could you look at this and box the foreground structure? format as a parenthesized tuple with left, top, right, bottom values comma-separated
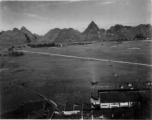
(91, 89, 149, 109)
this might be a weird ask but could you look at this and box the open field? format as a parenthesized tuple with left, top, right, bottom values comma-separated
(0, 40, 152, 118)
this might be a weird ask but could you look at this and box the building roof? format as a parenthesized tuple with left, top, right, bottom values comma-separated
(99, 91, 141, 103)
(98, 89, 150, 93)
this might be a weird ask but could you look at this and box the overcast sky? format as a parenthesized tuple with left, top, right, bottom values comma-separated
(0, 0, 151, 35)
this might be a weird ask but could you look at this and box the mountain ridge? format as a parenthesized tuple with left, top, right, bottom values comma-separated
(20, 26, 36, 43)
(0, 28, 30, 48)
(0, 21, 152, 48)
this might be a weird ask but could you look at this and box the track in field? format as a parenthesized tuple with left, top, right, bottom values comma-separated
(16, 50, 152, 67)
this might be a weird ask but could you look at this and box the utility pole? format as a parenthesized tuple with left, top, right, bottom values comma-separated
(73, 104, 76, 111)
(81, 103, 84, 120)
(64, 102, 67, 111)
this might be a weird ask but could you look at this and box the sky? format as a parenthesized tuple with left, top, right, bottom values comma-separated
(0, 0, 152, 35)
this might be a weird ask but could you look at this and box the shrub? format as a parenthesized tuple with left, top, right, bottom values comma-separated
(27, 43, 60, 48)
(9, 51, 24, 57)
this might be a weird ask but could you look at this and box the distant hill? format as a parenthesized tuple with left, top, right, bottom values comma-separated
(39, 28, 81, 43)
(81, 21, 101, 41)
(20, 27, 36, 43)
(0, 31, 5, 35)
(33, 33, 43, 43)
(54, 28, 81, 43)
(0, 21, 152, 48)
(38, 28, 61, 42)
(41, 21, 103, 43)
(106, 24, 152, 40)
(0, 28, 30, 48)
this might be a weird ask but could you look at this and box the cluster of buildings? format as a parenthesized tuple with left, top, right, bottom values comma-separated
(52, 88, 150, 119)
(91, 89, 141, 109)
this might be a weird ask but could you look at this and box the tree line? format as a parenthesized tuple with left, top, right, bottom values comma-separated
(27, 43, 61, 48)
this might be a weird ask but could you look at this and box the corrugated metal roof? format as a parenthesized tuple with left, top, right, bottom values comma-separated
(98, 89, 150, 93)
(99, 91, 141, 103)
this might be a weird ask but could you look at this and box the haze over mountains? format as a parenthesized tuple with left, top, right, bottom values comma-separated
(0, 21, 152, 48)
(41, 28, 81, 43)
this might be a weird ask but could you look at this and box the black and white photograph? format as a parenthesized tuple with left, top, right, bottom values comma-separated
(0, 0, 152, 119)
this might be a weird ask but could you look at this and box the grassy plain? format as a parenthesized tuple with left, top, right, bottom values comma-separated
(0, 40, 152, 117)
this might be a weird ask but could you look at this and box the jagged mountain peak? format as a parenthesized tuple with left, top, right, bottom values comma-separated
(13, 28, 20, 32)
(81, 21, 101, 40)
(20, 26, 36, 42)
(20, 26, 32, 33)
(90, 21, 96, 26)
(87, 21, 99, 30)
(83, 21, 99, 34)
(20, 26, 27, 31)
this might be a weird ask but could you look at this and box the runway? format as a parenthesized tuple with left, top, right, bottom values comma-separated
(15, 50, 152, 67)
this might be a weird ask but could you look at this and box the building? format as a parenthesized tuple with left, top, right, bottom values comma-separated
(90, 89, 147, 109)
(62, 111, 80, 115)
